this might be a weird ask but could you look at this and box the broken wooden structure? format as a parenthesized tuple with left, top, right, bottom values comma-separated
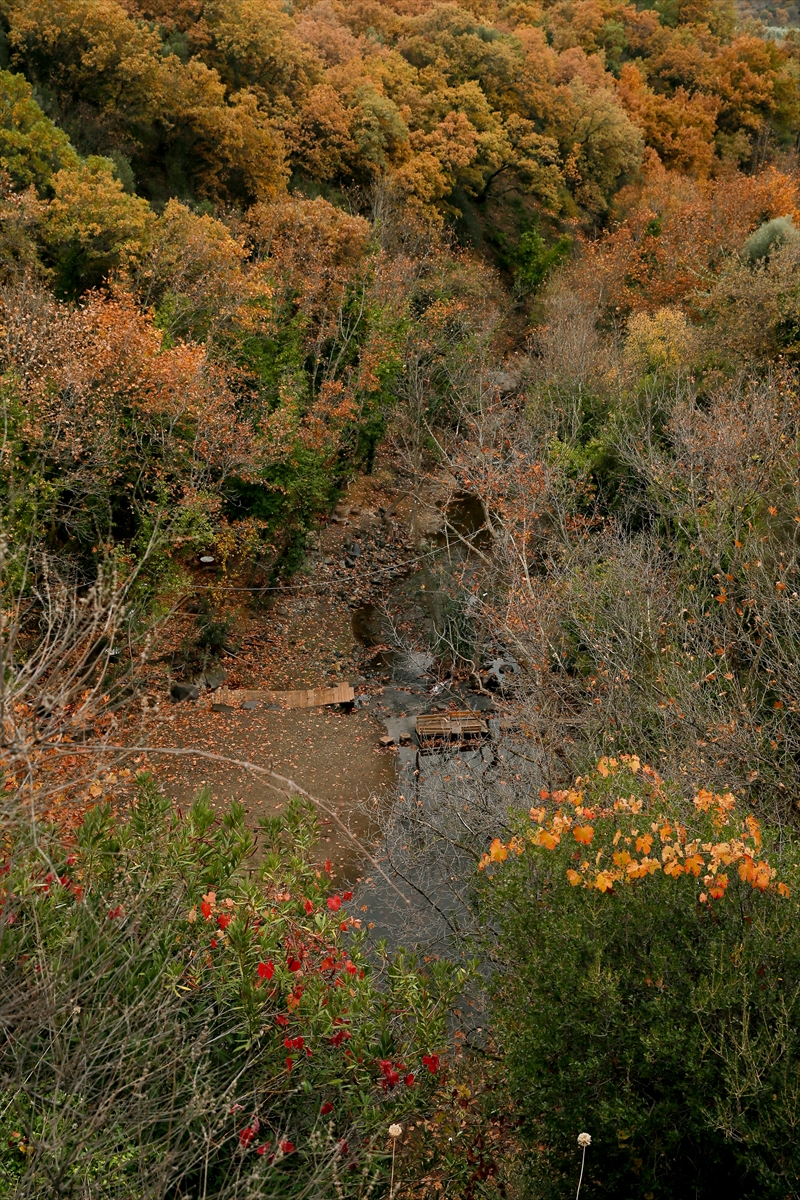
(415, 709, 489, 750)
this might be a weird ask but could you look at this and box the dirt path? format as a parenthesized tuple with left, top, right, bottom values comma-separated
(146, 701, 394, 877)
(137, 462, 419, 879)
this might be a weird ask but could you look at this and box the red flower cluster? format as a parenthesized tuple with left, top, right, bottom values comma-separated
(239, 1119, 259, 1148)
(379, 1059, 416, 1090)
(31, 863, 83, 904)
(422, 1053, 440, 1073)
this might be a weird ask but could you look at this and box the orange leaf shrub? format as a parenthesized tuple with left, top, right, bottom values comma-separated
(478, 756, 800, 1199)
(480, 754, 789, 904)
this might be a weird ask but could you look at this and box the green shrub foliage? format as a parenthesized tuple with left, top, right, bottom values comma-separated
(478, 757, 800, 1200)
(0, 779, 461, 1198)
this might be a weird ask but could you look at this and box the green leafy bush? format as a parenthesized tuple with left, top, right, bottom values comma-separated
(478, 757, 800, 1200)
(512, 227, 571, 297)
(0, 67, 78, 192)
(0, 779, 460, 1198)
(741, 216, 798, 264)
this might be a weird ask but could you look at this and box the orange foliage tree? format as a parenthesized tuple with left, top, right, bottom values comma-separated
(4, 0, 800, 232)
(573, 160, 800, 318)
(1, 284, 255, 552)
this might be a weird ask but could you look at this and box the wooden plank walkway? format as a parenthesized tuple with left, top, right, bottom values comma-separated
(201, 683, 355, 710)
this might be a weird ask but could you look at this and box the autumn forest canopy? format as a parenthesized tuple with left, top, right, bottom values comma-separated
(2, 0, 800, 566)
(5, 0, 800, 1195)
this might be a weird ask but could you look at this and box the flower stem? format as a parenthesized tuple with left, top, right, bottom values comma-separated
(575, 1145, 587, 1200)
(390, 1139, 396, 1198)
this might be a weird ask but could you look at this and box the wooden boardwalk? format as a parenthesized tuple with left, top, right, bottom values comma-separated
(201, 683, 355, 710)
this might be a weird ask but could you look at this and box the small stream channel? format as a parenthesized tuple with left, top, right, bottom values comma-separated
(344, 500, 514, 952)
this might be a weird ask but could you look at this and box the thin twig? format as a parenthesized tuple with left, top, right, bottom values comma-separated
(43, 742, 411, 905)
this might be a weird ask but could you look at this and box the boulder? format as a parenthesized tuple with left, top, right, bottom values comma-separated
(200, 669, 227, 690)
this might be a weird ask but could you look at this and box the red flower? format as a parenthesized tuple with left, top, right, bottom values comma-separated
(337, 1139, 349, 1155)
(280, 1141, 294, 1155)
(257, 961, 274, 980)
(405, 1073, 416, 1087)
(324, 860, 332, 874)
(422, 1053, 440, 1074)
(287, 957, 302, 972)
(107, 906, 123, 920)
(342, 891, 353, 901)
(345, 961, 357, 975)
(285, 1056, 293, 1071)
(379, 1060, 401, 1088)
(303, 899, 314, 914)
(275, 1015, 289, 1027)
(256, 1144, 270, 1155)
(66, 854, 76, 866)
(217, 913, 231, 930)
(201, 901, 212, 920)
(327, 895, 342, 911)
(292, 1036, 305, 1050)
(340, 922, 348, 932)
(210, 938, 217, 948)
(329, 1029, 351, 1047)
(320, 956, 335, 971)
(321, 1102, 334, 1115)
(239, 1126, 255, 1148)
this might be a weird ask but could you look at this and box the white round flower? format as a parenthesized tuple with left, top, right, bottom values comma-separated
(577, 1132, 592, 1148)
(388, 1123, 403, 1139)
